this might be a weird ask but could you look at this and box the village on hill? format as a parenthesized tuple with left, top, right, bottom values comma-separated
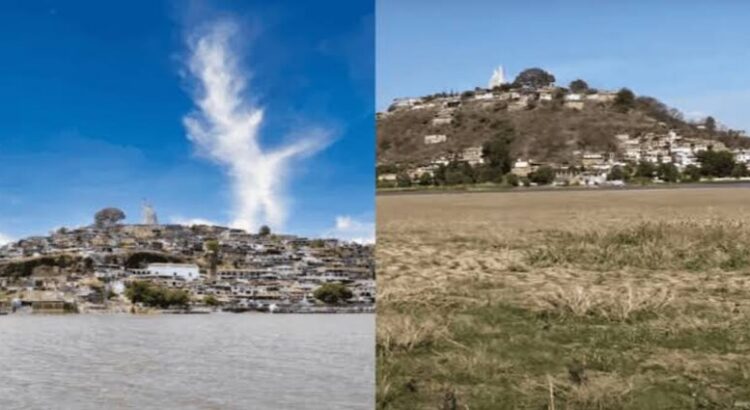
(0, 205, 374, 314)
(377, 66, 750, 189)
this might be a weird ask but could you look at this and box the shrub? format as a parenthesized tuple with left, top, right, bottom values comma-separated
(314, 283, 353, 305)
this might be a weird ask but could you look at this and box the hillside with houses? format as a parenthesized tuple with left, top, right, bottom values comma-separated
(0, 207, 374, 314)
(377, 67, 750, 188)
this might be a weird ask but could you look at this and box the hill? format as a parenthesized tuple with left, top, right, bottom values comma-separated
(377, 72, 749, 170)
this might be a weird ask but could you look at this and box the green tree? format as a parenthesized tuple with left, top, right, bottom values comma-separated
(513, 68, 556, 88)
(607, 166, 626, 181)
(635, 161, 656, 178)
(732, 163, 747, 178)
(125, 281, 190, 309)
(569, 79, 589, 93)
(418, 173, 433, 186)
(529, 166, 556, 185)
(313, 283, 353, 305)
(258, 225, 271, 236)
(94, 207, 126, 228)
(657, 162, 680, 183)
(205, 240, 220, 279)
(705, 116, 716, 133)
(204, 295, 221, 307)
(476, 165, 503, 184)
(697, 150, 735, 177)
(482, 123, 516, 174)
(614, 88, 636, 112)
(396, 172, 412, 188)
(506, 173, 520, 187)
(682, 164, 702, 182)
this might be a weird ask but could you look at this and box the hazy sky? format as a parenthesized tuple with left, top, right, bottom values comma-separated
(0, 0, 374, 243)
(377, 0, 750, 132)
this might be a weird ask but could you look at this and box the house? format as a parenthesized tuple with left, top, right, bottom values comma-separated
(431, 117, 452, 125)
(585, 92, 617, 103)
(143, 263, 201, 282)
(424, 134, 447, 145)
(564, 93, 583, 101)
(377, 173, 397, 182)
(461, 146, 484, 165)
(511, 160, 534, 176)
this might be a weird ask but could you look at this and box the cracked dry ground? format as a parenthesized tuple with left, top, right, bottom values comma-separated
(377, 188, 750, 410)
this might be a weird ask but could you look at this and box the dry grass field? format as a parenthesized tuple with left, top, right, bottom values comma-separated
(377, 188, 750, 409)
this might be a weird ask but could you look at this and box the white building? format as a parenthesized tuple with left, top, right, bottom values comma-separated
(144, 263, 201, 282)
(461, 146, 484, 165)
(424, 134, 448, 145)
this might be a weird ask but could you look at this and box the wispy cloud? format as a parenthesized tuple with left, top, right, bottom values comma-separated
(183, 19, 329, 232)
(325, 215, 374, 244)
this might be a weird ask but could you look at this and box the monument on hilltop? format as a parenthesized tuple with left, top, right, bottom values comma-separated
(488, 65, 507, 89)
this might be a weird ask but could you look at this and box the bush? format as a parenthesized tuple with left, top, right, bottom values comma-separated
(607, 166, 626, 181)
(396, 172, 412, 188)
(125, 281, 190, 309)
(529, 166, 556, 185)
(314, 283, 353, 305)
(506, 173, 520, 187)
(682, 165, 702, 182)
(418, 173, 433, 186)
(614, 88, 636, 112)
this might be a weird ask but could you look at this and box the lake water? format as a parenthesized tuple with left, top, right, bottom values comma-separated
(0, 314, 374, 410)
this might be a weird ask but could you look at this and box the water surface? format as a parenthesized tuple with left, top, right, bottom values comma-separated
(0, 314, 374, 410)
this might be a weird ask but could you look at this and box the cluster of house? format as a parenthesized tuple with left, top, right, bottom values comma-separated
(378, 84, 618, 122)
(378, 128, 750, 187)
(0, 223, 374, 314)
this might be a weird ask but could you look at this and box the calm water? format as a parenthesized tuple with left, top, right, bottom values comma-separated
(0, 314, 374, 410)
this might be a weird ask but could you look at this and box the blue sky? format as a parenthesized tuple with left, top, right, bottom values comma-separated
(0, 0, 374, 243)
(378, 0, 750, 132)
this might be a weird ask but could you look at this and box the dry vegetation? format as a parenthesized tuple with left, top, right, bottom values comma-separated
(377, 97, 750, 167)
(377, 188, 750, 409)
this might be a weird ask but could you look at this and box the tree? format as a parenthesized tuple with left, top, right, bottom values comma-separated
(657, 162, 679, 183)
(506, 173, 520, 187)
(396, 172, 412, 188)
(476, 165, 503, 184)
(682, 165, 702, 182)
(607, 165, 626, 181)
(732, 163, 747, 179)
(696, 150, 735, 177)
(705, 116, 717, 133)
(94, 207, 126, 228)
(529, 166, 556, 185)
(513, 68, 556, 89)
(205, 240, 220, 279)
(258, 225, 271, 236)
(614, 88, 636, 112)
(482, 123, 516, 174)
(569, 79, 589, 93)
(635, 161, 656, 178)
(313, 283, 353, 305)
(204, 295, 221, 307)
(418, 173, 433, 186)
(125, 281, 190, 309)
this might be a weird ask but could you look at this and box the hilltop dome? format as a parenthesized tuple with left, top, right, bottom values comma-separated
(488, 65, 507, 89)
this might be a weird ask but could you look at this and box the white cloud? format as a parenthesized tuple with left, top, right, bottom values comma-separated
(183, 19, 329, 233)
(325, 215, 375, 244)
(170, 217, 220, 227)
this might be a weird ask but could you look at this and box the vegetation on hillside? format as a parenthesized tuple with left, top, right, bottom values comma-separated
(377, 71, 749, 169)
(125, 281, 190, 309)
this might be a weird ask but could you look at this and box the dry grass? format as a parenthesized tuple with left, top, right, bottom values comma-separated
(377, 188, 750, 409)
